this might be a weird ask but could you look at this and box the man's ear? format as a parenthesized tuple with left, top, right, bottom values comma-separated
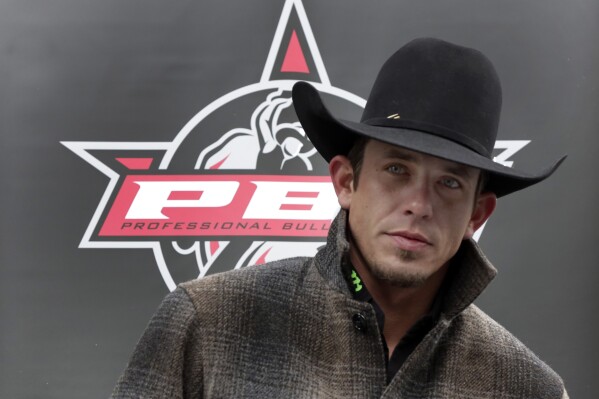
(329, 155, 354, 209)
(464, 192, 497, 239)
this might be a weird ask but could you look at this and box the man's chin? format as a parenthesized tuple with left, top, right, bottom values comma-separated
(368, 262, 430, 288)
(398, 249, 418, 262)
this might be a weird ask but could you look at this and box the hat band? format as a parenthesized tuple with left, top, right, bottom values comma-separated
(362, 117, 491, 157)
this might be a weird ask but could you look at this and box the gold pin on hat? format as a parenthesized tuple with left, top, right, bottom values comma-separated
(387, 113, 401, 119)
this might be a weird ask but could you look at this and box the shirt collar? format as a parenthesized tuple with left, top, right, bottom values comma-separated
(344, 260, 447, 326)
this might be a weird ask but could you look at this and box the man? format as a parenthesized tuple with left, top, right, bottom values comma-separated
(112, 38, 567, 398)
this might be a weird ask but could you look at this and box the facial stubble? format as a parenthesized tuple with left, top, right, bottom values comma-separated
(366, 249, 430, 288)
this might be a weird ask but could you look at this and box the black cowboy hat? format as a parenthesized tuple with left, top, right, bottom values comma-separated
(292, 37, 565, 197)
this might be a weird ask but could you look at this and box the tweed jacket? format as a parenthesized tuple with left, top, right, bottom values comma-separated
(112, 211, 568, 398)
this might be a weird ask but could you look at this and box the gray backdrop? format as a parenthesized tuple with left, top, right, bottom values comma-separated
(1, 0, 597, 397)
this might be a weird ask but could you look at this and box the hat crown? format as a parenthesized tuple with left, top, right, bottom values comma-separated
(361, 38, 502, 157)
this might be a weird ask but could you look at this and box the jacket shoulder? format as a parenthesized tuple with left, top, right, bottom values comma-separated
(112, 288, 202, 398)
(440, 305, 566, 397)
(179, 256, 313, 314)
(180, 256, 311, 293)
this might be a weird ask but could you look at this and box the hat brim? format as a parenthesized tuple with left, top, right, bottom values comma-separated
(292, 81, 565, 198)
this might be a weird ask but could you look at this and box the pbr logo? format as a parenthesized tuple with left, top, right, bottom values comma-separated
(63, 0, 530, 291)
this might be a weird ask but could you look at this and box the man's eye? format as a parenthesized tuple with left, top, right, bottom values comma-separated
(441, 177, 461, 189)
(387, 165, 406, 174)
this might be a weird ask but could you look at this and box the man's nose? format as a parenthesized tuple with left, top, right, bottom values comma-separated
(401, 180, 433, 219)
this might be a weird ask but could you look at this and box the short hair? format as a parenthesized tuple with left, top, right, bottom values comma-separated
(346, 136, 369, 189)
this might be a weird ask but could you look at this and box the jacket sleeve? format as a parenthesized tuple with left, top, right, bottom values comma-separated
(111, 287, 202, 399)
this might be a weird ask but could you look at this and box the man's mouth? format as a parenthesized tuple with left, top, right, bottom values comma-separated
(387, 231, 432, 251)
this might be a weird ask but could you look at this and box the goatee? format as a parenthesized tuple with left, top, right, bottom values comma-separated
(368, 250, 428, 288)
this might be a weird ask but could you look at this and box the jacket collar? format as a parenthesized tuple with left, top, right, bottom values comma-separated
(314, 210, 497, 321)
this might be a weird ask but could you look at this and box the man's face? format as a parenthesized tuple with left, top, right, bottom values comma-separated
(330, 139, 496, 287)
